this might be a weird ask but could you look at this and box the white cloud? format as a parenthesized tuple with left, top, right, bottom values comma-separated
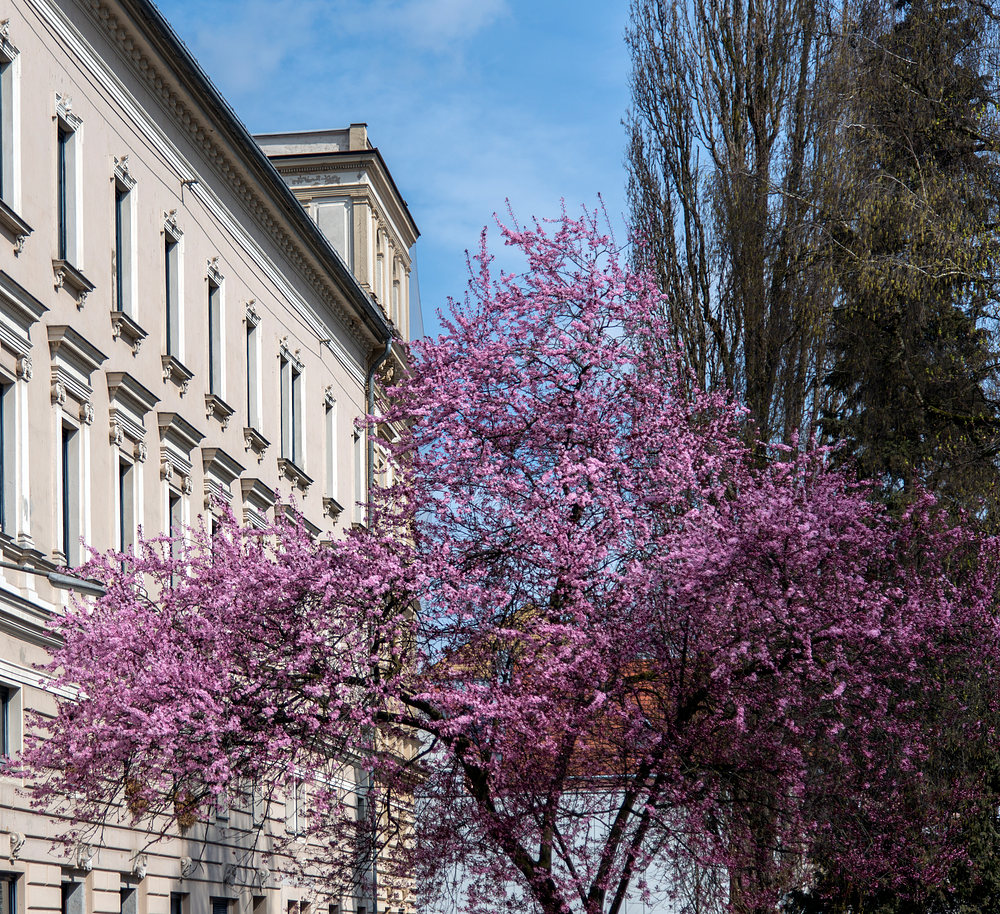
(395, 0, 508, 50)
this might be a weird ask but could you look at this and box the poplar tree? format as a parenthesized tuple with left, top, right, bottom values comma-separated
(822, 0, 1000, 522)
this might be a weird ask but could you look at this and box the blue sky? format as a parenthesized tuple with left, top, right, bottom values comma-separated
(153, 0, 632, 338)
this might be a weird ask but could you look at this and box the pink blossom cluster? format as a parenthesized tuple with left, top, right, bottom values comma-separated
(23, 209, 1000, 914)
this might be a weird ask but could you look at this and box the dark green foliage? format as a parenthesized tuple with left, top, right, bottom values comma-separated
(822, 0, 1000, 523)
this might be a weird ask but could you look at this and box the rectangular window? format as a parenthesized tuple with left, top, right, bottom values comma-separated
(353, 431, 365, 526)
(0, 685, 9, 758)
(119, 886, 136, 914)
(0, 59, 10, 203)
(252, 898, 267, 914)
(325, 399, 337, 502)
(61, 423, 80, 566)
(119, 458, 134, 555)
(285, 779, 304, 835)
(246, 317, 260, 429)
(0, 381, 12, 534)
(280, 357, 302, 466)
(61, 881, 84, 914)
(208, 279, 221, 395)
(169, 895, 186, 914)
(0, 874, 16, 914)
(211, 899, 230, 914)
(57, 127, 69, 261)
(168, 490, 181, 540)
(114, 183, 132, 314)
(164, 234, 179, 356)
(55, 120, 80, 265)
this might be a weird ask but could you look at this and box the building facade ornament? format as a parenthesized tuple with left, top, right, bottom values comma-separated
(16, 355, 31, 381)
(7, 831, 24, 861)
(79, 400, 94, 425)
(50, 380, 66, 406)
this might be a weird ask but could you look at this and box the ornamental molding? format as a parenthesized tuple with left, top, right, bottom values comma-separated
(54, 92, 82, 131)
(206, 256, 224, 285)
(73, 841, 95, 871)
(279, 339, 304, 373)
(113, 154, 136, 190)
(163, 209, 183, 239)
(244, 299, 260, 327)
(202, 446, 244, 510)
(7, 831, 24, 861)
(48, 325, 106, 406)
(107, 372, 158, 453)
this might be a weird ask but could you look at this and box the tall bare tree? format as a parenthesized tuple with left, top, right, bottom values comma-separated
(626, 0, 851, 444)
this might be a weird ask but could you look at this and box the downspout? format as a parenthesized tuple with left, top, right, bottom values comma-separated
(364, 333, 392, 914)
(366, 335, 393, 527)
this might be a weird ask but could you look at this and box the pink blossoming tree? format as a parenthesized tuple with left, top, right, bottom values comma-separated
(24, 211, 1000, 914)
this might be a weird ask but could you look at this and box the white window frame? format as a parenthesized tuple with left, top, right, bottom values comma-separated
(206, 259, 224, 398)
(244, 301, 261, 431)
(279, 346, 304, 468)
(324, 389, 338, 505)
(59, 417, 82, 567)
(112, 157, 137, 318)
(55, 95, 82, 268)
(0, 25, 21, 213)
(163, 214, 184, 360)
(353, 429, 365, 526)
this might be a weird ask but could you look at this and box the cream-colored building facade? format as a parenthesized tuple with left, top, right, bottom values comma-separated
(0, 0, 418, 913)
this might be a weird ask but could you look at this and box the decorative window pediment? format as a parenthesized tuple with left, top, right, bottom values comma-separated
(48, 325, 106, 410)
(202, 447, 244, 512)
(241, 478, 275, 529)
(157, 411, 205, 495)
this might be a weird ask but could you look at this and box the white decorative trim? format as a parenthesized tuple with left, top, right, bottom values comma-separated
(279, 338, 304, 373)
(244, 298, 260, 327)
(113, 153, 136, 189)
(54, 92, 82, 131)
(207, 256, 224, 285)
(163, 208, 183, 239)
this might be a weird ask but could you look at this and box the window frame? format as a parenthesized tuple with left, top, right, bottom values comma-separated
(163, 215, 183, 360)
(112, 159, 136, 318)
(207, 272, 223, 397)
(245, 302, 261, 431)
(60, 419, 81, 566)
(55, 97, 82, 268)
(0, 29, 20, 210)
(279, 349, 304, 469)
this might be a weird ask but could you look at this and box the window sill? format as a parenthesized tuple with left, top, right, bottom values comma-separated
(161, 354, 193, 395)
(277, 457, 313, 493)
(110, 310, 147, 356)
(205, 393, 235, 430)
(52, 259, 95, 309)
(0, 199, 31, 255)
(243, 426, 269, 463)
